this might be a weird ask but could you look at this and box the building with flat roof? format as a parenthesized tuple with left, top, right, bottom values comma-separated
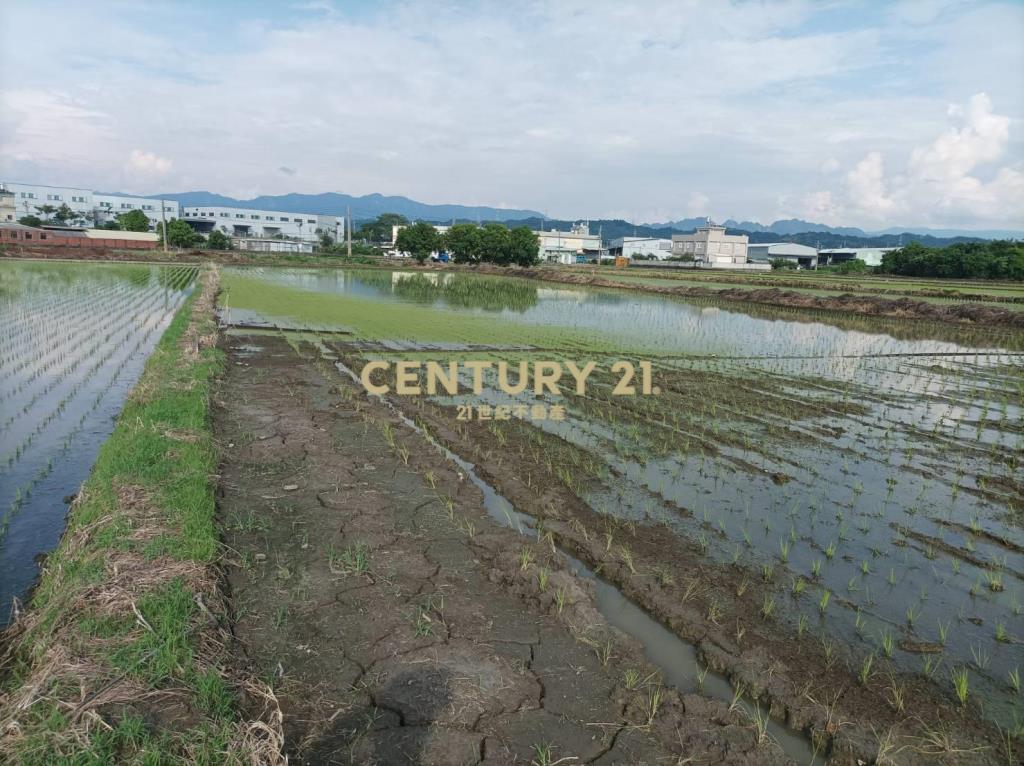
(608, 236, 673, 260)
(818, 247, 896, 267)
(233, 237, 314, 254)
(183, 205, 342, 243)
(0, 189, 14, 223)
(0, 222, 158, 249)
(671, 223, 748, 267)
(0, 182, 179, 230)
(747, 242, 819, 269)
(537, 222, 603, 264)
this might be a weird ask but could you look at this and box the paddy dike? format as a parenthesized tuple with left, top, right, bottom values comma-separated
(214, 333, 793, 765)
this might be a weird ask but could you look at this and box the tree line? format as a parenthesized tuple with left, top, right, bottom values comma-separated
(395, 221, 539, 266)
(878, 241, 1023, 280)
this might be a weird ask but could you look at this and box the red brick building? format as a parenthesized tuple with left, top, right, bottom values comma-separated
(0, 223, 159, 249)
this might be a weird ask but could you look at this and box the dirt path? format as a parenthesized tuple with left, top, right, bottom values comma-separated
(214, 334, 792, 765)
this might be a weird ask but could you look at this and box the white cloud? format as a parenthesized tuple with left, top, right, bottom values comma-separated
(683, 192, 710, 217)
(907, 93, 1008, 183)
(844, 152, 896, 219)
(794, 93, 1023, 228)
(0, 1, 1021, 228)
(127, 149, 172, 175)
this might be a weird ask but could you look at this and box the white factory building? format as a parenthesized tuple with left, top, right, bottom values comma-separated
(0, 182, 179, 230)
(747, 242, 819, 269)
(818, 247, 897, 267)
(183, 206, 343, 243)
(608, 236, 673, 260)
(536, 222, 603, 264)
(671, 223, 749, 266)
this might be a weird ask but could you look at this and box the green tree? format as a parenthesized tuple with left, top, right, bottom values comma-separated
(34, 204, 57, 221)
(207, 230, 233, 250)
(53, 203, 78, 224)
(769, 258, 797, 270)
(880, 240, 1024, 280)
(116, 209, 152, 232)
(357, 213, 409, 244)
(18, 214, 42, 227)
(395, 221, 440, 263)
(476, 223, 511, 264)
(508, 226, 540, 266)
(443, 223, 481, 263)
(161, 218, 201, 248)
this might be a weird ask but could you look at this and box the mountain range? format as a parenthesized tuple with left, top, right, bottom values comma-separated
(140, 190, 1021, 241)
(653, 217, 1023, 240)
(146, 191, 542, 224)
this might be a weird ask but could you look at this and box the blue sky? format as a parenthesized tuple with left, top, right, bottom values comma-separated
(1, 0, 1022, 229)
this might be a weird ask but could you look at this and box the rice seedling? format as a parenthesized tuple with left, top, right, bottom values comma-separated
(887, 677, 906, 713)
(818, 589, 831, 614)
(554, 586, 567, 614)
(859, 653, 875, 686)
(519, 545, 535, 571)
(797, 614, 809, 639)
(696, 664, 709, 691)
(1008, 667, 1020, 694)
(984, 570, 1004, 592)
(707, 599, 724, 624)
(952, 666, 970, 707)
(921, 655, 941, 678)
(971, 643, 990, 671)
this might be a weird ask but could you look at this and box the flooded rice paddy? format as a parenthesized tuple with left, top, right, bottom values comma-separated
(222, 266, 1024, 733)
(0, 261, 197, 623)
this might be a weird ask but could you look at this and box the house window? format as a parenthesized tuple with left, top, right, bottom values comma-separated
(251, 215, 259, 220)
(265, 216, 274, 221)
(236, 213, 244, 218)
(47, 194, 61, 201)
(21, 192, 36, 199)
(307, 219, 315, 224)
(40, 234, 47, 240)
(142, 205, 153, 211)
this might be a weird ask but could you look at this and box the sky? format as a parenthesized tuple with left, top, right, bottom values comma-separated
(1, 0, 1022, 230)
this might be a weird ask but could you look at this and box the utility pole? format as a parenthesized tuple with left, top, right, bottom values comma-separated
(346, 206, 352, 257)
(160, 198, 168, 254)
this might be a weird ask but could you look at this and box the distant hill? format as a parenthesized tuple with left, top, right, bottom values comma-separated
(119, 187, 1021, 242)
(145, 190, 541, 223)
(647, 216, 1021, 241)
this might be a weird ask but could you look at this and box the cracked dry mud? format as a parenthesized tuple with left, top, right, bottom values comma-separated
(215, 334, 791, 766)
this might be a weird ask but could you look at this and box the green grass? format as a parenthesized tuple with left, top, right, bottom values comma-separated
(0, 271, 256, 764)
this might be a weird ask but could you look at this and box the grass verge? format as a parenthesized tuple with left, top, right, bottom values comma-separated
(0, 266, 284, 765)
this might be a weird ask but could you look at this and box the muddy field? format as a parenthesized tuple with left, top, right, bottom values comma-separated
(211, 266, 1023, 765)
(215, 333, 802, 765)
